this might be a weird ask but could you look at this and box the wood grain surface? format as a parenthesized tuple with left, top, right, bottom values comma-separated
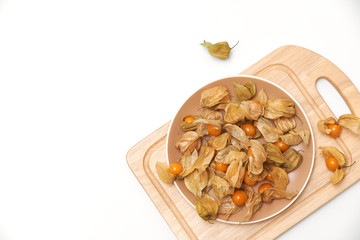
(127, 45, 360, 240)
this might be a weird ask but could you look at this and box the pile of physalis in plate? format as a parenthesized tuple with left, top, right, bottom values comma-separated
(156, 81, 311, 222)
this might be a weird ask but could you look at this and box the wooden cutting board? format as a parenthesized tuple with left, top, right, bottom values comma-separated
(126, 45, 360, 240)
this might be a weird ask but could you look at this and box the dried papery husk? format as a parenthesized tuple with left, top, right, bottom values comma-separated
(215, 170, 226, 178)
(254, 117, 282, 143)
(224, 157, 246, 188)
(196, 193, 219, 221)
(200, 86, 230, 107)
(274, 117, 296, 133)
(317, 117, 336, 134)
(218, 195, 241, 220)
(262, 161, 272, 171)
(262, 188, 297, 203)
(258, 88, 268, 106)
(265, 143, 291, 167)
(280, 129, 311, 146)
(241, 186, 262, 222)
(214, 103, 228, 111)
(291, 129, 311, 145)
(244, 81, 256, 97)
(182, 145, 216, 177)
(242, 186, 254, 199)
(279, 132, 302, 146)
(224, 150, 248, 165)
(337, 114, 360, 135)
(201, 41, 232, 60)
(184, 169, 208, 198)
(179, 150, 198, 178)
(175, 131, 201, 154)
(267, 166, 289, 191)
(224, 102, 245, 124)
(247, 168, 268, 181)
(319, 146, 346, 167)
(248, 140, 267, 175)
(211, 175, 235, 199)
(156, 162, 176, 184)
(252, 127, 262, 139)
(196, 109, 224, 136)
(214, 145, 238, 163)
(239, 100, 262, 121)
(330, 168, 344, 184)
(264, 98, 295, 119)
(206, 167, 215, 187)
(234, 83, 250, 98)
(208, 132, 231, 151)
(181, 115, 200, 131)
(193, 118, 223, 130)
(195, 122, 207, 136)
(202, 108, 223, 120)
(282, 148, 303, 173)
(230, 137, 242, 150)
(233, 81, 256, 102)
(224, 124, 250, 149)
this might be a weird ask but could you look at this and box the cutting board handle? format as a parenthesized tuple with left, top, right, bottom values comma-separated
(270, 45, 360, 116)
(241, 45, 360, 177)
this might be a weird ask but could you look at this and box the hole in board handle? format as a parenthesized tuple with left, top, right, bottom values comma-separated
(315, 78, 351, 118)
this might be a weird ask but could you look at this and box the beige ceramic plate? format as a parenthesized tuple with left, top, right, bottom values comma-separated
(166, 75, 315, 224)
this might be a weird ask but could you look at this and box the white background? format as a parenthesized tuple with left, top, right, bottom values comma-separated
(0, 0, 360, 239)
